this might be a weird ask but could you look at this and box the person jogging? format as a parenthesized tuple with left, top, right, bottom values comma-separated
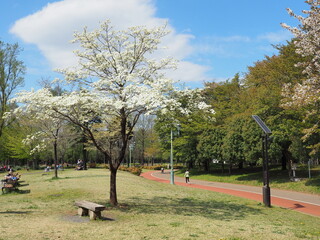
(184, 169, 190, 183)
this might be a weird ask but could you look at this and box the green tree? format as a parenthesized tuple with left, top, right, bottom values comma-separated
(221, 116, 246, 173)
(197, 126, 226, 172)
(244, 40, 306, 117)
(0, 41, 25, 137)
(242, 117, 262, 166)
(203, 73, 243, 124)
(243, 40, 308, 170)
(154, 90, 215, 169)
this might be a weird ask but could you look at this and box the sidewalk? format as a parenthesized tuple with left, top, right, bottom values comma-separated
(140, 170, 320, 217)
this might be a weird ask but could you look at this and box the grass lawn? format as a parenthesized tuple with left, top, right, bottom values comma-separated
(0, 168, 319, 240)
(176, 165, 320, 195)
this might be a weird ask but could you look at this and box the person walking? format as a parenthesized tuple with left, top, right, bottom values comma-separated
(184, 169, 190, 183)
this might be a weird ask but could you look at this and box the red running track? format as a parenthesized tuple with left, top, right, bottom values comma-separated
(140, 171, 320, 217)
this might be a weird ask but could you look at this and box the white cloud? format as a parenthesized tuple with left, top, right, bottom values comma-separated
(168, 61, 211, 83)
(193, 35, 252, 58)
(258, 30, 293, 43)
(10, 0, 210, 83)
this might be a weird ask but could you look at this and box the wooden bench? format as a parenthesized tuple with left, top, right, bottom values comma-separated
(75, 200, 106, 220)
(1, 182, 18, 193)
(1, 173, 22, 193)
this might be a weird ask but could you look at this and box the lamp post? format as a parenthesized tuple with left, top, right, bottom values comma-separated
(170, 124, 181, 185)
(252, 115, 272, 207)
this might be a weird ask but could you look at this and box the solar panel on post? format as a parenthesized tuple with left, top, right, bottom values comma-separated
(252, 115, 272, 207)
(252, 115, 272, 134)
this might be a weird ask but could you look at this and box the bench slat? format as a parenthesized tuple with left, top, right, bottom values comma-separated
(75, 200, 105, 212)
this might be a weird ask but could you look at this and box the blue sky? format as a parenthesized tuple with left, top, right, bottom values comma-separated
(1, 0, 308, 90)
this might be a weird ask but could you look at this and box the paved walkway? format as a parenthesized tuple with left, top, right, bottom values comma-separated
(140, 170, 320, 217)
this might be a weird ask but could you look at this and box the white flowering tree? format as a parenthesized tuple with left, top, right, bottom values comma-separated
(281, 0, 320, 154)
(8, 98, 68, 177)
(11, 20, 213, 206)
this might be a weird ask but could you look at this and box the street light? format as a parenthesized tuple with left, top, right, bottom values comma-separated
(170, 124, 181, 185)
(252, 115, 272, 207)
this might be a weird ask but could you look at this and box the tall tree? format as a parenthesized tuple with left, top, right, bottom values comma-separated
(0, 41, 25, 137)
(134, 115, 156, 166)
(12, 21, 211, 206)
(203, 73, 243, 124)
(197, 126, 226, 172)
(243, 41, 307, 170)
(222, 116, 246, 173)
(154, 89, 215, 170)
(281, 0, 320, 155)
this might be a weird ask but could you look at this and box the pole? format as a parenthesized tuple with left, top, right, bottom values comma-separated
(170, 128, 174, 184)
(252, 115, 272, 207)
(308, 160, 311, 178)
(262, 134, 271, 207)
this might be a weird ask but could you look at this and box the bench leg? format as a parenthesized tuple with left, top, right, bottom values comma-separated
(89, 210, 101, 220)
(2, 187, 13, 194)
(78, 207, 89, 216)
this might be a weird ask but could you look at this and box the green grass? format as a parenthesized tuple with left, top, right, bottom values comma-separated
(176, 165, 320, 195)
(0, 169, 319, 240)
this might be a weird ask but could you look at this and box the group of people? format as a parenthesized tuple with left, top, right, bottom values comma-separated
(0, 165, 13, 172)
(76, 159, 84, 170)
(44, 164, 63, 172)
(2, 166, 20, 182)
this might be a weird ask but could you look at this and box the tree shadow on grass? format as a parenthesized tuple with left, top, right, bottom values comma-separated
(1, 189, 31, 195)
(305, 177, 320, 191)
(0, 210, 32, 215)
(236, 169, 292, 184)
(236, 169, 320, 189)
(45, 174, 107, 182)
(17, 189, 31, 194)
(121, 196, 262, 221)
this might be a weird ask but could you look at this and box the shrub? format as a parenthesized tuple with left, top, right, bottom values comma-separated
(119, 166, 142, 176)
(173, 164, 184, 169)
(88, 162, 97, 168)
(129, 167, 142, 176)
(62, 163, 74, 169)
(143, 165, 166, 170)
(143, 164, 184, 170)
(96, 163, 109, 169)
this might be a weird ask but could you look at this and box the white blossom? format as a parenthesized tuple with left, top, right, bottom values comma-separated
(281, 0, 320, 106)
(9, 20, 214, 183)
(281, 0, 320, 153)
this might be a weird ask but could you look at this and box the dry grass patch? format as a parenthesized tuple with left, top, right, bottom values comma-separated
(0, 169, 319, 240)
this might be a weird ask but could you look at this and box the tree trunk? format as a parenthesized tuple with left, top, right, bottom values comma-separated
(282, 148, 294, 171)
(188, 161, 193, 170)
(32, 158, 38, 170)
(141, 129, 145, 166)
(54, 140, 58, 178)
(82, 143, 88, 170)
(238, 161, 243, 169)
(281, 150, 287, 170)
(109, 164, 118, 206)
(203, 159, 209, 172)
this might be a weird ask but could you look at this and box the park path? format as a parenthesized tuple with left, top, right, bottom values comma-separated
(140, 170, 320, 217)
